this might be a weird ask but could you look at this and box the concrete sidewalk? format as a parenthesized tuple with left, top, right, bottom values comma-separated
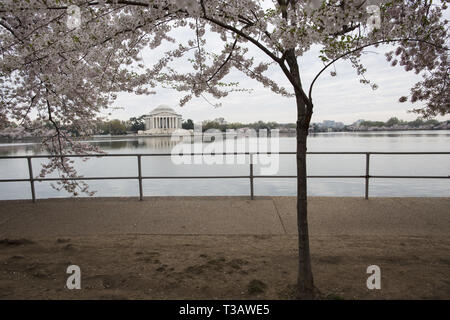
(0, 197, 449, 238)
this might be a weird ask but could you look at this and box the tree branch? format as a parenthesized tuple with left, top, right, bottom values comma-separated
(200, 0, 281, 64)
(308, 38, 450, 101)
(207, 38, 238, 83)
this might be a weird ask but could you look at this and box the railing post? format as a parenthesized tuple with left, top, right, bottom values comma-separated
(137, 155, 143, 201)
(365, 153, 370, 199)
(250, 153, 254, 200)
(27, 157, 36, 203)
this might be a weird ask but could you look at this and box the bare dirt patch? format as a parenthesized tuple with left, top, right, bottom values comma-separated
(0, 234, 449, 299)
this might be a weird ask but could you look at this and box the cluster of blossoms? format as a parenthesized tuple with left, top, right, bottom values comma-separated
(0, 0, 448, 195)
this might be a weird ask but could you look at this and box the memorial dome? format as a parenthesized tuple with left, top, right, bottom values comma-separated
(149, 105, 177, 115)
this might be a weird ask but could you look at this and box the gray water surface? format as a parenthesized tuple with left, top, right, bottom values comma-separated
(0, 130, 449, 200)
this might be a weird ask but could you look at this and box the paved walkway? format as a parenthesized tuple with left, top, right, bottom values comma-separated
(0, 197, 449, 238)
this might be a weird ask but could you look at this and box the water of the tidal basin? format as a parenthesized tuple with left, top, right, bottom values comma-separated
(0, 130, 449, 200)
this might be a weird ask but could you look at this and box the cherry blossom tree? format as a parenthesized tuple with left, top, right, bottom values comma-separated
(0, 0, 448, 296)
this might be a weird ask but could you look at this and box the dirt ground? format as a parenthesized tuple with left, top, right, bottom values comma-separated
(1, 234, 449, 299)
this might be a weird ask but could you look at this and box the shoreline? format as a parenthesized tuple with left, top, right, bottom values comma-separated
(1, 128, 449, 143)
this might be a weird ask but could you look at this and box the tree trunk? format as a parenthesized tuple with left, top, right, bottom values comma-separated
(296, 97, 315, 297)
(283, 48, 314, 297)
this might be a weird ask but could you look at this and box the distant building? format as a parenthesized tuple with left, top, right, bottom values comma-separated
(322, 120, 335, 128)
(335, 122, 345, 129)
(319, 120, 344, 130)
(142, 105, 182, 134)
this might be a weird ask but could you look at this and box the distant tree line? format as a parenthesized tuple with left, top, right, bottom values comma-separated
(200, 120, 280, 132)
(96, 116, 448, 135)
(359, 117, 441, 128)
(96, 119, 128, 135)
(12, 116, 444, 137)
(123, 117, 289, 132)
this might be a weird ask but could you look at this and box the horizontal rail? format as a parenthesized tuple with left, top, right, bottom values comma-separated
(0, 178, 30, 182)
(369, 175, 450, 179)
(2, 175, 448, 183)
(0, 152, 448, 202)
(0, 151, 449, 159)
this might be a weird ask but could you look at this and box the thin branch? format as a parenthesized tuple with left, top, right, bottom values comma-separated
(200, 0, 281, 64)
(308, 38, 449, 101)
(207, 38, 237, 83)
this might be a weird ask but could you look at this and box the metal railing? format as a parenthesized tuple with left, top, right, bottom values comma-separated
(0, 151, 449, 202)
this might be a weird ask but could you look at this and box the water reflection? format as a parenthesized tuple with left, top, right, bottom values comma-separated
(137, 136, 181, 150)
(0, 143, 42, 156)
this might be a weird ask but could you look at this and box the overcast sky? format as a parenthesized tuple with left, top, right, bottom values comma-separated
(108, 12, 449, 125)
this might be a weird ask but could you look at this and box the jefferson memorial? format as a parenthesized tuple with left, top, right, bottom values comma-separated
(142, 105, 183, 134)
